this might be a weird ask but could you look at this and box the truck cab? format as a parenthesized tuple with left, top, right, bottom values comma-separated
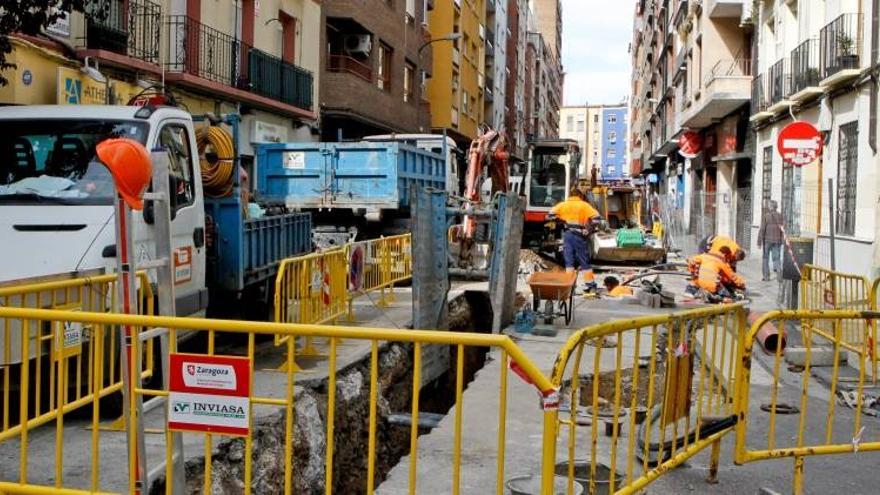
(0, 105, 208, 315)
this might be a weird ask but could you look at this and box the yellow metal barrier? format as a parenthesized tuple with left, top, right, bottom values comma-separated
(800, 264, 873, 350)
(544, 304, 747, 495)
(272, 235, 413, 369)
(0, 482, 116, 495)
(273, 249, 348, 368)
(0, 274, 155, 457)
(0, 306, 555, 494)
(734, 310, 880, 495)
(348, 233, 413, 309)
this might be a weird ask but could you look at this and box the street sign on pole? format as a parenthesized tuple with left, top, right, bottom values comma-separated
(777, 121, 824, 166)
(168, 353, 252, 436)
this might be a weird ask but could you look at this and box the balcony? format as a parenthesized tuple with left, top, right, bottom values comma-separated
(680, 58, 751, 128)
(165, 15, 314, 115)
(328, 54, 373, 83)
(819, 13, 864, 87)
(705, 0, 743, 18)
(767, 57, 792, 112)
(749, 73, 771, 122)
(245, 45, 314, 110)
(789, 38, 823, 101)
(79, 0, 161, 72)
(452, 48, 461, 67)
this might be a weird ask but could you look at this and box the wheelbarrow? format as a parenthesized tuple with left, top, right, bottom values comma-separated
(527, 270, 578, 326)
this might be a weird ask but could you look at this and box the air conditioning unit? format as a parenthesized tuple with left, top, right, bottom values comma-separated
(344, 35, 372, 56)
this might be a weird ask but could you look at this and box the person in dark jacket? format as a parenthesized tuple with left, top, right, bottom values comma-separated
(758, 200, 785, 281)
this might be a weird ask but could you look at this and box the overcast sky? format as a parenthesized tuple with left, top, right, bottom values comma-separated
(560, 0, 633, 106)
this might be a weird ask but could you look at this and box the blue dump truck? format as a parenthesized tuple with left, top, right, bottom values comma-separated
(256, 140, 451, 247)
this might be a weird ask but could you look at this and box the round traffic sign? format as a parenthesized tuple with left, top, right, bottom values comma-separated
(349, 245, 364, 292)
(678, 131, 702, 158)
(777, 121, 823, 167)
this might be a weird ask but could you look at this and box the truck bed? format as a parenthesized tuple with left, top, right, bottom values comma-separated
(255, 141, 446, 212)
(206, 198, 312, 293)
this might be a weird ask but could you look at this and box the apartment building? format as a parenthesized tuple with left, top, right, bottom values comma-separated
(428, 0, 487, 144)
(320, 0, 434, 139)
(559, 106, 589, 173)
(528, 0, 563, 139)
(2, 0, 320, 163)
(750, 0, 879, 275)
(630, 0, 754, 248)
(484, 0, 509, 131)
(601, 106, 629, 180)
(505, 0, 531, 158)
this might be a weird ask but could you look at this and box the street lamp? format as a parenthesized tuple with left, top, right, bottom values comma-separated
(416, 32, 463, 132)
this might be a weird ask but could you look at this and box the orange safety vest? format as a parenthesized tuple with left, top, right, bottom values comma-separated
(550, 197, 600, 227)
(688, 252, 745, 293)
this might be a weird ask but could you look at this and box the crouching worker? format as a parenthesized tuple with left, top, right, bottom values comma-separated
(604, 276, 634, 297)
(548, 188, 601, 292)
(686, 250, 746, 302)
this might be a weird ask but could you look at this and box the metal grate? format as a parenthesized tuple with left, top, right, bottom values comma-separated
(761, 146, 773, 212)
(837, 121, 859, 236)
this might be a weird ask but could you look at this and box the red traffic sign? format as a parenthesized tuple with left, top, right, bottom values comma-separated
(168, 353, 251, 436)
(349, 244, 364, 292)
(777, 121, 823, 166)
(678, 131, 702, 158)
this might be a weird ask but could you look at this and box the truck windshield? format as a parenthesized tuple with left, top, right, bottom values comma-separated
(0, 119, 148, 205)
(529, 150, 572, 207)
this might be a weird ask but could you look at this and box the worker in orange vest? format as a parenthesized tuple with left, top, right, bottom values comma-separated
(699, 235, 746, 268)
(687, 251, 746, 300)
(548, 188, 601, 292)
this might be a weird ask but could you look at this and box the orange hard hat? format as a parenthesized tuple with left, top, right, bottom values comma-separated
(96, 138, 152, 210)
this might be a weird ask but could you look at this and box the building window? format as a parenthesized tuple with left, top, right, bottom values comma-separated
(607, 149, 616, 159)
(566, 115, 574, 132)
(576, 120, 584, 132)
(593, 114, 599, 123)
(593, 131, 599, 141)
(462, 90, 470, 115)
(607, 114, 617, 124)
(761, 146, 772, 210)
(607, 166, 615, 175)
(377, 43, 392, 91)
(403, 62, 415, 102)
(405, 0, 415, 21)
(608, 131, 617, 144)
(837, 122, 859, 236)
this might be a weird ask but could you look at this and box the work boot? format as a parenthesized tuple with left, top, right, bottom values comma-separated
(582, 282, 598, 294)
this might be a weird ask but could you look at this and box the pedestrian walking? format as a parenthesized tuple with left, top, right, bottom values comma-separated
(758, 200, 784, 281)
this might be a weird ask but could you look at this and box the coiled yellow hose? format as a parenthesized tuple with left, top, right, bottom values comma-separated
(196, 125, 235, 198)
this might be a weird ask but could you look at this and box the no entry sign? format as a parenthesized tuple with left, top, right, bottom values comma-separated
(777, 121, 823, 166)
(678, 131, 702, 158)
(168, 353, 251, 436)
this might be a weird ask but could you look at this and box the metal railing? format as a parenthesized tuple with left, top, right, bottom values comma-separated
(735, 310, 880, 495)
(790, 38, 821, 94)
(751, 73, 768, 114)
(819, 13, 863, 80)
(166, 15, 238, 85)
(244, 43, 314, 110)
(768, 57, 790, 103)
(703, 58, 751, 86)
(800, 264, 873, 351)
(0, 273, 155, 491)
(166, 15, 313, 110)
(83, 0, 161, 64)
(328, 54, 373, 82)
(0, 306, 554, 494)
(272, 234, 412, 369)
(545, 304, 747, 495)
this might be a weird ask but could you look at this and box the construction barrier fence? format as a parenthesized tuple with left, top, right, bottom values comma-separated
(272, 234, 413, 368)
(734, 310, 880, 495)
(0, 274, 156, 491)
(0, 306, 553, 495)
(543, 304, 746, 495)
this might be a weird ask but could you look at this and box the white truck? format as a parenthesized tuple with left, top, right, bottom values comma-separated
(0, 104, 312, 364)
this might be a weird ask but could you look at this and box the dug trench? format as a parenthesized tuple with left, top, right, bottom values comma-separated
(150, 290, 495, 494)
